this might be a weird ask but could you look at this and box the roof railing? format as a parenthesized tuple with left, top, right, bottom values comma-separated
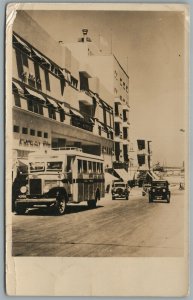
(52, 147, 83, 152)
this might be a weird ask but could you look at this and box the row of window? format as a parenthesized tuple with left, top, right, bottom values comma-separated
(77, 159, 103, 174)
(13, 125, 49, 138)
(114, 71, 129, 92)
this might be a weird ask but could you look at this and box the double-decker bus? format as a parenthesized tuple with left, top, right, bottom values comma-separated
(15, 148, 105, 215)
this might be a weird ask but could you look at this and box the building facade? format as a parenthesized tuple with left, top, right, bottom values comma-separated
(12, 11, 114, 179)
(65, 30, 130, 165)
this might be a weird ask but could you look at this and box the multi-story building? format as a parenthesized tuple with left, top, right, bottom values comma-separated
(11, 11, 114, 179)
(64, 29, 130, 165)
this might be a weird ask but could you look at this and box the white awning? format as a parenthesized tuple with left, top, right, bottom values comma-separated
(105, 172, 119, 184)
(25, 87, 46, 102)
(70, 109, 84, 118)
(41, 56, 51, 67)
(58, 103, 70, 114)
(114, 169, 134, 181)
(47, 98, 58, 108)
(12, 81, 23, 91)
(32, 49, 50, 66)
(13, 34, 31, 53)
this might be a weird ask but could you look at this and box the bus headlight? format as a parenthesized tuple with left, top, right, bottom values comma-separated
(162, 188, 166, 192)
(20, 186, 27, 194)
(43, 185, 50, 193)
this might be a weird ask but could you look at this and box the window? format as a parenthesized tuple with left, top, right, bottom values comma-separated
(98, 126, 101, 136)
(120, 78, 122, 86)
(37, 131, 42, 137)
(123, 82, 125, 89)
(97, 163, 100, 173)
(27, 99, 43, 115)
(34, 62, 42, 90)
(48, 107, 56, 120)
(30, 129, 35, 136)
(13, 125, 19, 133)
(78, 159, 82, 173)
(14, 94, 21, 107)
(83, 160, 87, 173)
(103, 108, 107, 125)
(22, 127, 28, 134)
(88, 161, 92, 173)
(44, 69, 50, 91)
(44, 132, 48, 138)
(22, 52, 29, 68)
(126, 86, 128, 93)
(93, 162, 96, 172)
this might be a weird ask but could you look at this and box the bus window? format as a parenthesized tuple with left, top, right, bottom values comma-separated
(66, 156, 74, 172)
(47, 161, 63, 171)
(101, 163, 103, 173)
(93, 162, 96, 173)
(88, 161, 92, 173)
(83, 160, 87, 173)
(97, 162, 100, 173)
(30, 162, 45, 172)
(78, 159, 82, 174)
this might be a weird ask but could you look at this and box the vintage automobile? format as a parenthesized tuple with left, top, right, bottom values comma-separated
(149, 180, 171, 203)
(111, 181, 130, 200)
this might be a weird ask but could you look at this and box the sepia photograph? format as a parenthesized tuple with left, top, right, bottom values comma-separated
(6, 3, 189, 296)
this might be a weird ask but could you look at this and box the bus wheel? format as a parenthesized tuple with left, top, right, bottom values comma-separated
(15, 205, 26, 215)
(87, 199, 97, 209)
(55, 196, 66, 215)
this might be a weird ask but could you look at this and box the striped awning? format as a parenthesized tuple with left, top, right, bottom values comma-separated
(46, 98, 58, 108)
(12, 81, 23, 92)
(13, 34, 31, 53)
(70, 109, 84, 118)
(24, 87, 46, 102)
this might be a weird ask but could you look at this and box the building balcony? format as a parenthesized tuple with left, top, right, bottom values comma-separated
(78, 90, 93, 106)
(114, 113, 122, 123)
(122, 104, 130, 111)
(114, 97, 121, 104)
(123, 120, 130, 127)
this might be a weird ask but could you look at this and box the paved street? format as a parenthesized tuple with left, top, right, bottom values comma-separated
(12, 187, 185, 257)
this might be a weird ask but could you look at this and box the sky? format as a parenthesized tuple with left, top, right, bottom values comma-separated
(25, 9, 187, 167)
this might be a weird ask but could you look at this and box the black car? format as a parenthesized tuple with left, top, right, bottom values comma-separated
(111, 181, 130, 200)
(149, 180, 171, 203)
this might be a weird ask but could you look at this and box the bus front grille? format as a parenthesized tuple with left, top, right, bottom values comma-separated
(29, 179, 42, 195)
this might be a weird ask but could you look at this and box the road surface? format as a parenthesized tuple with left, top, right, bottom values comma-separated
(12, 187, 185, 257)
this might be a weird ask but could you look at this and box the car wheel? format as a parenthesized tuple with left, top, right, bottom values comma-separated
(167, 195, 170, 203)
(126, 195, 129, 200)
(149, 196, 153, 203)
(112, 196, 115, 200)
(55, 196, 66, 215)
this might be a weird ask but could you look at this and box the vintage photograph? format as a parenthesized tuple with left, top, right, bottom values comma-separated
(8, 5, 188, 260)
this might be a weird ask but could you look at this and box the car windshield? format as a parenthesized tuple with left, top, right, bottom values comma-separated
(152, 181, 167, 187)
(47, 161, 63, 171)
(114, 184, 126, 187)
(29, 162, 45, 172)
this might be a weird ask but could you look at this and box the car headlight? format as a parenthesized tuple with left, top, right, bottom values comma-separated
(152, 188, 155, 192)
(20, 186, 27, 194)
(43, 185, 50, 193)
(162, 188, 166, 192)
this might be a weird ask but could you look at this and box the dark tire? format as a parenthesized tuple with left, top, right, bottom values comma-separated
(87, 199, 97, 208)
(126, 195, 129, 200)
(167, 195, 170, 203)
(55, 196, 66, 215)
(15, 205, 26, 215)
(112, 196, 115, 200)
(149, 196, 153, 203)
